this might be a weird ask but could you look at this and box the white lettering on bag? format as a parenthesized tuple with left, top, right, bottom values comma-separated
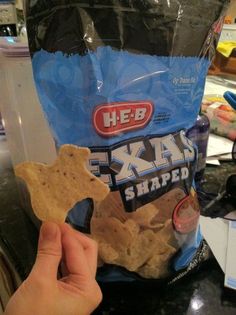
(88, 132, 195, 187)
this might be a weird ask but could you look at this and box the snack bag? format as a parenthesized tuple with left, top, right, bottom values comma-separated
(25, 0, 229, 281)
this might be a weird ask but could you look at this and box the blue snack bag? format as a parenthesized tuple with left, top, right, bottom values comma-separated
(25, 0, 229, 281)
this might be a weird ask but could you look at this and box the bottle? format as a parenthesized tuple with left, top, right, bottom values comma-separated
(186, 113, 210, 184)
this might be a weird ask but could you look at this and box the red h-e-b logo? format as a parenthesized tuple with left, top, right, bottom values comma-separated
(93, 101, 154, 137)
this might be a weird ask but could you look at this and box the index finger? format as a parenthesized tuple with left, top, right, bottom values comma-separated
(62, 232, 92, 281)
(60, 223, 98, 277)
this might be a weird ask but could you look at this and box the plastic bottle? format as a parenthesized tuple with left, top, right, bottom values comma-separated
(186, 113, 210, 184)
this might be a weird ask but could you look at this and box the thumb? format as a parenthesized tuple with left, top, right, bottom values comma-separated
(31, 222, 62, 279)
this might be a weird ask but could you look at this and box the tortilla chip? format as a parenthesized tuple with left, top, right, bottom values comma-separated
(91, 217, 134, 251)
(127, 203, 163, 229)
(125, 219, 140, 236)
(15, 145, 110, 223)
(91, 188, 188, 278)
(149, 188, 186, 225)
(98, 242, 119, 263)
(94, 191, 127, 221)
(115, 229, 157, 271)
(137, 238, 177, 278)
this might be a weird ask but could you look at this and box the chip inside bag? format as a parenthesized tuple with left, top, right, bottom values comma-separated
(24, 0, 229, 281)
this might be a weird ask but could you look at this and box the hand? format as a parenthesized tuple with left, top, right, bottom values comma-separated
(4, 222, 102, 315)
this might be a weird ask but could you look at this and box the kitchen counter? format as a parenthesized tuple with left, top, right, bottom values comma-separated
(0, 135, 236, 315)
(95, 260, 236, 315)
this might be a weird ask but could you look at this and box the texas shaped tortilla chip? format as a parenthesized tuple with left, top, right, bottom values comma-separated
(15, 145, 110, 223)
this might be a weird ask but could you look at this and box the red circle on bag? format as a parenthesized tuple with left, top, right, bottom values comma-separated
(173, 194, 200, 234)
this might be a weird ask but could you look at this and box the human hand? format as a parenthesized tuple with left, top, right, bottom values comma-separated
(4, 222, 102, 315)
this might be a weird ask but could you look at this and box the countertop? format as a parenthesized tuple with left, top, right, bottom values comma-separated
(1, 135, 236, 315)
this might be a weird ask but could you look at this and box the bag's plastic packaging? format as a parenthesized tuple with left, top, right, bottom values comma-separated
(25, 0, 229, 282)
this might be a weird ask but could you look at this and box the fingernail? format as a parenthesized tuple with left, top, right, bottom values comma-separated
(40, 222, 59, 241)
